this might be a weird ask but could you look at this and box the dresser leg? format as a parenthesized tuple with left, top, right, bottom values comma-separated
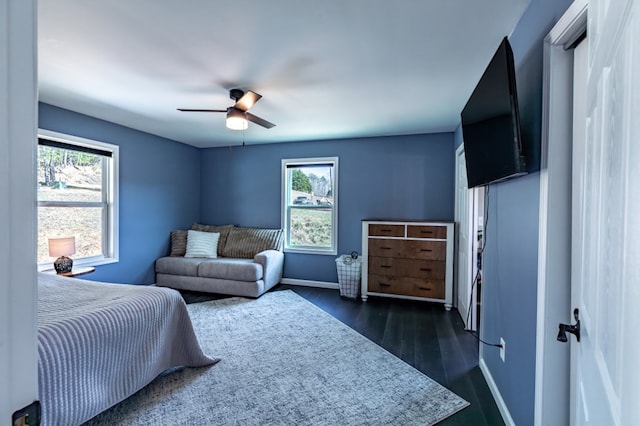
(444, 304, 452, 311)
(361, 295, 368, 302)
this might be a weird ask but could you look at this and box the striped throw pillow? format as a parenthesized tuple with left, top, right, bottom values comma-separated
(170, 230, 188, 256)
(221, 227, 283, 259)
(184, 230, 220, 258)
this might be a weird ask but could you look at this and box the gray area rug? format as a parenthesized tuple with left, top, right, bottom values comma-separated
(85, 290, 469, 425)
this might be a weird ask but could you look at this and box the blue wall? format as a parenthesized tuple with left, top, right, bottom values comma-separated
(38, 104, 454, 285)
(200, 133, 455, 282)
(472, 0, 573, 424)
(39, 103, 201, 284)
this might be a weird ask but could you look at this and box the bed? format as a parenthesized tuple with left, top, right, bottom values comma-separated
(37, 272, 218, 425)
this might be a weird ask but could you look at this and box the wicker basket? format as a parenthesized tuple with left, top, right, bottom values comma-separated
(335, 255, 362, 299)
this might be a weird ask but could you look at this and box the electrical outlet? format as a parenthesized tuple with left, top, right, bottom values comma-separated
(500, 338, 506, 362)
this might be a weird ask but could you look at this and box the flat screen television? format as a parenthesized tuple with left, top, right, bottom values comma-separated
(461, 37, 527, 188)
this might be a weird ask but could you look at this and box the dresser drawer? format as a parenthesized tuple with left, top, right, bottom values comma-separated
(368, 275, 445, 299)
(368, 224, 405, 237)
(368, 239, 446, 260)
(368, 257, 445, 279)
(407, 225, 447, 239)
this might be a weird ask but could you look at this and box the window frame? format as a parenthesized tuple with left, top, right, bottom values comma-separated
(281, 157, 338, 255)
(37, 129, 119, 269)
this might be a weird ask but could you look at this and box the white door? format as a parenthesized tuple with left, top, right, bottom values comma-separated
(0, 0, 39, 422)
(570, 0, 640, 423)
(454, 145, 475, 330)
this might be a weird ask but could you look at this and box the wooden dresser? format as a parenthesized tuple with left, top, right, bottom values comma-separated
(361, 220, 454, 310)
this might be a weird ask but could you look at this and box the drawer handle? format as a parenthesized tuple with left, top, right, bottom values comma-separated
(380, 229, 393, 232)
(379, 283, 391, 287)
(419, 268, 432, 272)
(420, 249, 433, 252)
(380, 247, 392, 250)
(418, 286, 432, 291)
(420, 230, 433, 234)
(380, 265, 391, 268)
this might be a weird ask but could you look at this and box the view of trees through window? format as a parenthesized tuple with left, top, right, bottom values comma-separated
(284, 159, 337, 253)
(37, 144, 105, 264)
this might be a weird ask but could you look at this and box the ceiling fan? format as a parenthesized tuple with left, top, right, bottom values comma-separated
(177, 89, 275, 130)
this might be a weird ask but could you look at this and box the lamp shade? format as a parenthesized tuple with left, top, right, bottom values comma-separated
(48, 236, 76, 257)
(226, 107, 248, 130)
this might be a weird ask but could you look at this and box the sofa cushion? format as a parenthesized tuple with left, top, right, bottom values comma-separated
(198, 258, 262, 282)
(191, 223, 234, 256)
(155, 256, 202, 277)
(221, 227, 284, 259)
(170, 230, 188, 256)
(185, 230, 219, 258)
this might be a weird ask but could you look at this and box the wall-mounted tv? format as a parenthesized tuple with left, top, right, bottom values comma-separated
(461, 37, 527, 188)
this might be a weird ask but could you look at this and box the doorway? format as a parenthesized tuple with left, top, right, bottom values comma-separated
(473, 188, 484, 331)
(534, 1, 585, 424)
(454, 145, 484, 332)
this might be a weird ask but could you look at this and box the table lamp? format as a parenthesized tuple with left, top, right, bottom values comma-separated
(48, 236, 76, 274)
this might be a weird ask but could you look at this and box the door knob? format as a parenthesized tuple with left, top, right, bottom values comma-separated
(557, 308, 580, 342)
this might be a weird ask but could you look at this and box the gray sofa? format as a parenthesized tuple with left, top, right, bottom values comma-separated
(155, 224, 284, 298)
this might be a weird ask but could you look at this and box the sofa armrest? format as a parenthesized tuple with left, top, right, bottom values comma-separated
(254, 250, 284, 289)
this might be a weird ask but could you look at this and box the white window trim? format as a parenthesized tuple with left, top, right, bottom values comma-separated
(281, 157, 338, 255)
(37, 129, 119, 269)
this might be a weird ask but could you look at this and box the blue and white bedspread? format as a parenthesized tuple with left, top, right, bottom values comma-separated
(37, 273, 218, 425)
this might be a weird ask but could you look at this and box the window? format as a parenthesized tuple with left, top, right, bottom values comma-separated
(282, 157, 338, 254)
(37, 130, 119, 268)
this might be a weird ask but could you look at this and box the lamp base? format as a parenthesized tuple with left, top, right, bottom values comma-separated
(54, 256, 73, 274)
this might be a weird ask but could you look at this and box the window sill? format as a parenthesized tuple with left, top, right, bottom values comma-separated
(38, 256, 118, 272)
(284, 248, 337, 256)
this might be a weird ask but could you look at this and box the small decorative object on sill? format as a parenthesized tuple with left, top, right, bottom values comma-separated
(49, 236, 76, 274)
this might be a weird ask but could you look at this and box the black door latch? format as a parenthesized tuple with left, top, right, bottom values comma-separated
(557, 308, 580, 342)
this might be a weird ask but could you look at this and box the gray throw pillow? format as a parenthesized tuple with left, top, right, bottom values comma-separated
(191, 223, 234, 256)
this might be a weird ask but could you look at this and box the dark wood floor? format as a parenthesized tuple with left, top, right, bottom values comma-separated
(181, 285, 504, 425)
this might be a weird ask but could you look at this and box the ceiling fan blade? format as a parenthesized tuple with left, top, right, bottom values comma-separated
(234, 90, 262, 112)
(246, 112, 275, 129)
(177, 108, 227, 113)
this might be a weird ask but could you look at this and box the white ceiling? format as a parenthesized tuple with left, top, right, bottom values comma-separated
(38, 0, 530, 148)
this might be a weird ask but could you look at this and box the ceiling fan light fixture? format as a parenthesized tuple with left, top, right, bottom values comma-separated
(226, 107, 248, 130)
(178, 89, 274, 130)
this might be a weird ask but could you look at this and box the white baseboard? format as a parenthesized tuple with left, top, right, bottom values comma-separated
(479, 358, 515, 426)
(280, 278, 339, 290)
